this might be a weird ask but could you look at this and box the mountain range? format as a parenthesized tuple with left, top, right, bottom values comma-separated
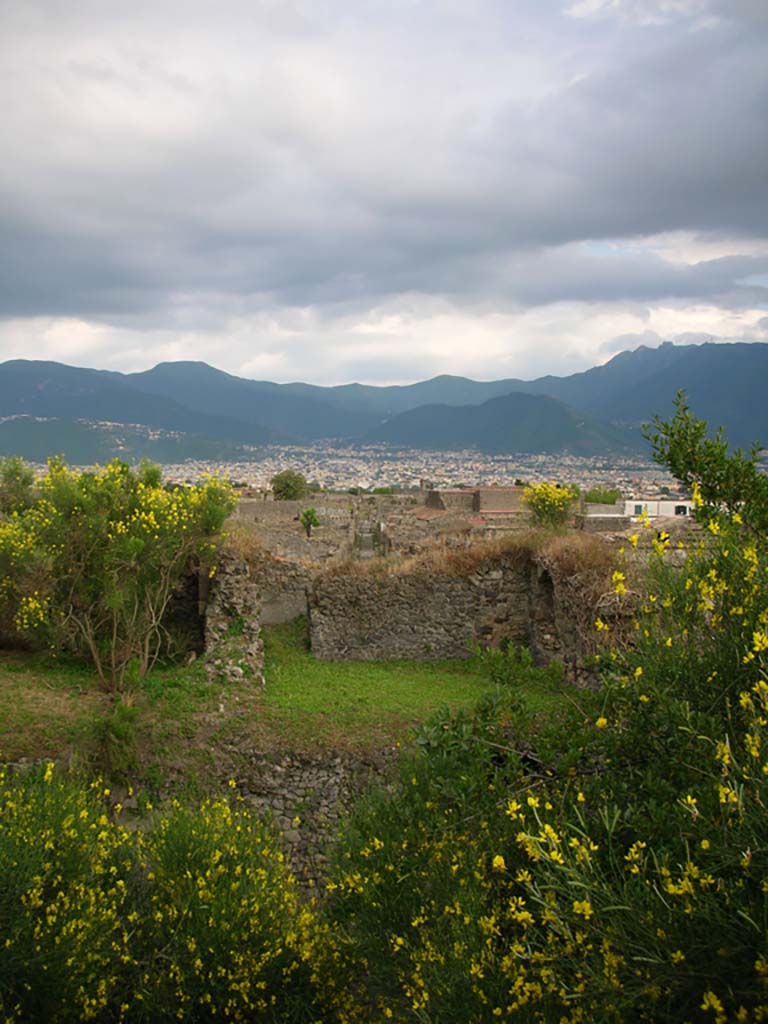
(0, 340, 765, 463)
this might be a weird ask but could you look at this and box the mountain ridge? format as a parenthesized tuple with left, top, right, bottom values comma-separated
(0, 340, 765, 461)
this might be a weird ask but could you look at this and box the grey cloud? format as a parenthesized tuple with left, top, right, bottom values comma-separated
(0, 0, 766, 378)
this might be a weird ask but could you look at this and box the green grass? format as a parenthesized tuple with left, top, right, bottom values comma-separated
(0, 619, 566, 781)
(257, 618, 562, 750)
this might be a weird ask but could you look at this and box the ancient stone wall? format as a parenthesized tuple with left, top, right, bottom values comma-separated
(577, 512, 630, 536)
(307, 541, 617, 674)
(202, 553, 265, 686)
(240, 748, 396, 888)
(249, 553, 315, 625)
(308, 551, 546, 662)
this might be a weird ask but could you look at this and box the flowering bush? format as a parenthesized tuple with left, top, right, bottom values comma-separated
(0, 459, 234, 690)
(0, 767, 355, 1023)
(522, 481, 578, 528)
(324, 405, 768, 1021)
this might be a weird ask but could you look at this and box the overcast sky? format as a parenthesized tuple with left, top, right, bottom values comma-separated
(1, 0, 766, 385)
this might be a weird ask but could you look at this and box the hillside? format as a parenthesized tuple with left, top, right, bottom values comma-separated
(0, 340, 765, 459)
(367, 391, 641, 455)
(0, 360, 283, 446)
(0, 416, 260, 465)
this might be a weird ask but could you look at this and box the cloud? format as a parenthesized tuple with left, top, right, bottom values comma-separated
(0, 0, 765, 382)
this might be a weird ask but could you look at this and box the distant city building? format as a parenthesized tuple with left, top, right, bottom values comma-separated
(624, 498, 695, 519)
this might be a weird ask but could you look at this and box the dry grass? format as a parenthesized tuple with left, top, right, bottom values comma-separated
(537, 532, 617, 580)
(220, 523, 266, 565)
(321, 533, 539, 580)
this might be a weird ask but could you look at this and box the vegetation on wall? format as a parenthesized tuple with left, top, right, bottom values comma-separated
(583, 484, 622, 504)
(522, 480, 579, 528)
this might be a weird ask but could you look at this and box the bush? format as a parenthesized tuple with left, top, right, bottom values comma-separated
(522, 481, 578, 528)
(583, 485, 622, 505)
(270, 470, 309, 501)
(0, 767, 354, 1023)
(0, 459, 234, 690)
(0, 456, 35, 517)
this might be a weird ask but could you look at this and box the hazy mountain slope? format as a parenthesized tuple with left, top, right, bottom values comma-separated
(127, 362, 374, 439)
(282, 375, 530, 417)
(0, 361, 283, 444)
(514, 343, 768, 448)
(367, 392, 642, 455)
(591, 343, 768, 448)
(0, 417, 259, 465)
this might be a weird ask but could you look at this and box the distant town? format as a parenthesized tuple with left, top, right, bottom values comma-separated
(158, 442, 680, 497)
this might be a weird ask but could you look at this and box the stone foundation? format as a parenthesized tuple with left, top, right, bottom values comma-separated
(203, 553, 265, 686)
(240, 748, 396, 888)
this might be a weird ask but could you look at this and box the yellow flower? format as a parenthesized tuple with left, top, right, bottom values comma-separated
(491, 854, 506, 872)
(595, 717, 608, 730)
(573, 899, 593, 919)
(701, 990, 725, 1014)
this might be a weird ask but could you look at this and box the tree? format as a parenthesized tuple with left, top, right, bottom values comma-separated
(645, 391, 768, 539)
(270, 469, 309, 501)
(299, 507, 320, 539)
(0, 459, 235, 690)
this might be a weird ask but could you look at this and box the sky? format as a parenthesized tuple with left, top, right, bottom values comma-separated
(1, 0, 767, 386)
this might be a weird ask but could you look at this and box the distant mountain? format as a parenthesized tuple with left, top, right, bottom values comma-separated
(127, 361, 373, 440)
(0, 360, 283, 445)
(367, 392, 642, 455)
(0, 416, 260, 465)
(0, 341, 765, 461)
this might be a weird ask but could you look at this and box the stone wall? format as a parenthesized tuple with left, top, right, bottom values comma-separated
(240, 748, 396, 888)
(307, 541, 617, 673)
(577, 513, 631, 533)
(202, 553, 265, 686)
(249, 553, 315, 625)
(308, 551, 548, 662)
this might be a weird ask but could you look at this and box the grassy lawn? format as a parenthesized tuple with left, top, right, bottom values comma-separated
(0, 619, 565, 785)
(258, 618, 562, 749)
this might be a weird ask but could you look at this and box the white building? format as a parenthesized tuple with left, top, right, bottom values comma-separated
(624, 498, 695, 519)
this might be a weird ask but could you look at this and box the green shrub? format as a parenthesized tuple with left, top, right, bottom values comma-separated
(522, 481, 578, 528)
(0, 767, 354, 1023)
(583, 485, 622, 504)
(0, 459, 234, 690)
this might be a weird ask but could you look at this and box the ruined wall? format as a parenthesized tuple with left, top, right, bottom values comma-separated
(249, 554, 315, 625)
(240, 748, 395, 888)
(308, 552, 544, 662)
(577, 513, 631, 533)
(202, 553, 265, 686)
(307, 540, 616, 673)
